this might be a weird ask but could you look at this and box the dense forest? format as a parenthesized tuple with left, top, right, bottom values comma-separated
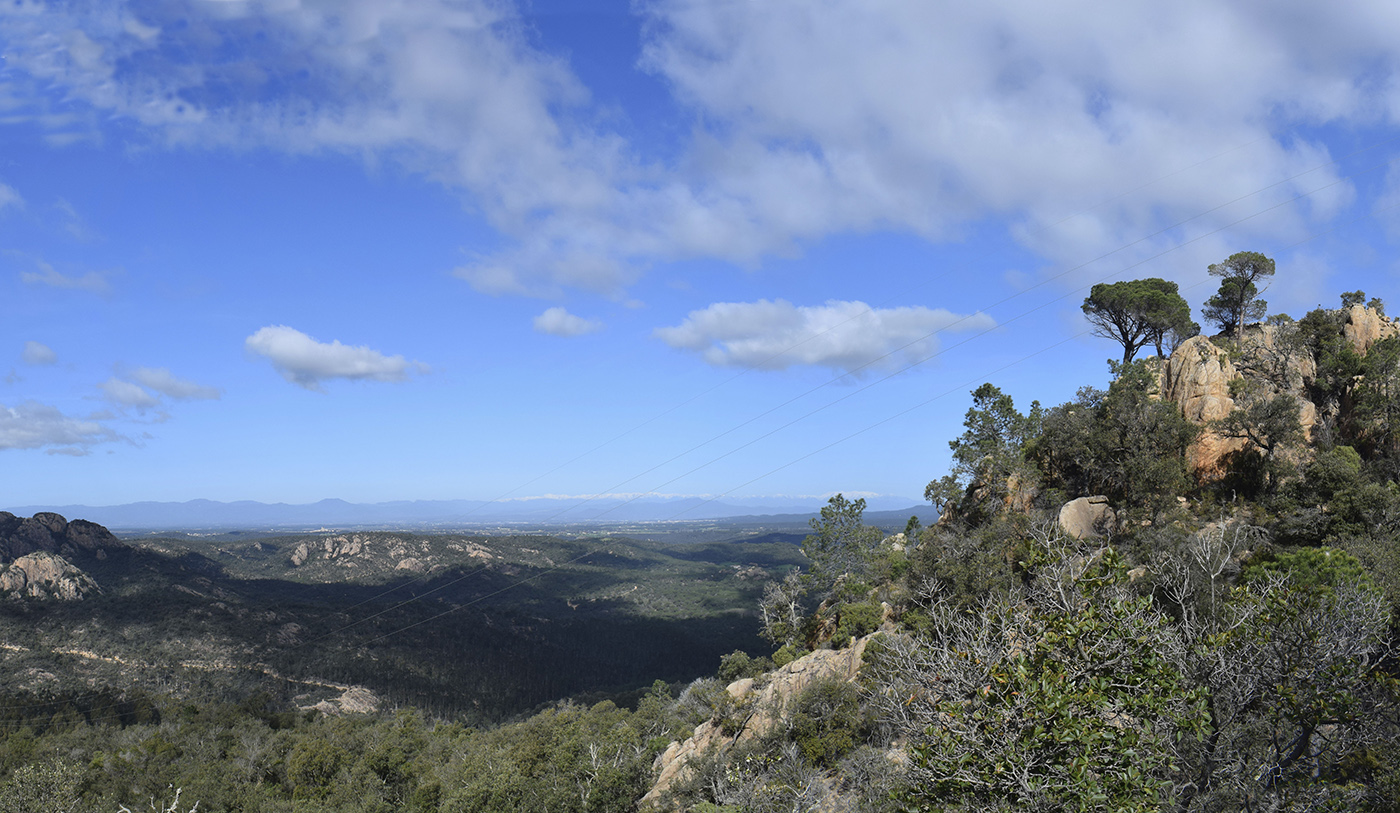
(3, 270, 1400, 812)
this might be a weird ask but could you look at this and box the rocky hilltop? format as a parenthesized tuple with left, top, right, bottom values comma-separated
(0, 511, 123, 600)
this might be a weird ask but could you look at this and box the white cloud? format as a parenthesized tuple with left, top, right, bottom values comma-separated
(4, 1, 1400, 295)
(20, 260, 109, 294)
(0, 400, 116, 454)
(21, 341, 56, 365)
(655, 299, 996, 375)
(128, 367, 222, 400)
(533, 307, 603, 337)
(245, 325, 429, 391)
(100, 377, 160, 409)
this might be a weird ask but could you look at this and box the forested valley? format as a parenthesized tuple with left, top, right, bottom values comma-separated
(4, 270, 1400, 812)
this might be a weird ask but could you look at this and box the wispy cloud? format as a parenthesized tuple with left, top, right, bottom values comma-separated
(21, 341, 56, 365)
(0, 182, 22, 212)
(656, 299, 995, 375)
(99, 377, 161, 409)
(245, 326, 429, 391)
(0, 400, 119, 455)
(533, 307, 603, 337)
(20, 260, 110, 294)
(128, 367, 222, 400)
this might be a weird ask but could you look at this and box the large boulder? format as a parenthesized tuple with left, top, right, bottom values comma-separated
(1058, 496, 1115, 539)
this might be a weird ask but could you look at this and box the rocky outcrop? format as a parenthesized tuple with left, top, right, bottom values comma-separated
(1342, 305, 1398, 355)
(1156, 328, 1321, 481)
(0, 513, 122, 600)
(0, 551, 99, 600)
(1058, 496, 1115, 539)
(641, 638, 872, 808)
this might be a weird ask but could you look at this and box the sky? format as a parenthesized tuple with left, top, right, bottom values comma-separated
(4, 0, 1400, 516)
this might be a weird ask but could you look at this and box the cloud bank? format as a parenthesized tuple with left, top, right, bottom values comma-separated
(656, 299, 996, 375)
(245, 326, 429, 391)
(2, 2, 1399, 296)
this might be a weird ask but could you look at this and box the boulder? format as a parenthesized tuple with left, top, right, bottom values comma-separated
(1058, 496, 1115, 539)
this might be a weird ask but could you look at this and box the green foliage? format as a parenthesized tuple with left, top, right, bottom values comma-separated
(900, 541, 1211, 813)
(834, 602, 883, 644)
(0, 760, 84, 813)
(928, 384, 1042, 526)
(287, 738, 349, 799)
(1213, 391, 1305, 495)
(1297, 306, 1364, 413)
(1278, 445, 1400, 543)
(788, 679, 867, 768)
(1353, 335, 1400, 459)
(1203, 250, 1275, 336)
(1033, 361, 1197, 509)
(1243, 546, 1377, 595)
(1082, 277, 1196, 362)
(717, 650, 770, 683)
(802, 495, 883, 592)
(1342, 290, 1368, 309)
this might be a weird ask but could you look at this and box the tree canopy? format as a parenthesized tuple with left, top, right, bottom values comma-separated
(1203, 250, 1275, 336)
(1082, 278, 1197, 362)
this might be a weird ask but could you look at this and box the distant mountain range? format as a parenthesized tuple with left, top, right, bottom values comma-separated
(6, 494, 928, 531)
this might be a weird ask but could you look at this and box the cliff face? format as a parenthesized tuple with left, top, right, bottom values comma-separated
(0, 512, 122, 601)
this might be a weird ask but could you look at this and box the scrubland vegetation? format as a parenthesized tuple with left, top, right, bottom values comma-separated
(4, 272, 1400, 811)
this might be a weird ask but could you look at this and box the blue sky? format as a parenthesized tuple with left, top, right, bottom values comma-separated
(4, 0, 1400, 513)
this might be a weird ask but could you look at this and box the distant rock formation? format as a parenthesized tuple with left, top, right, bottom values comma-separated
(0, 512, 123, 601)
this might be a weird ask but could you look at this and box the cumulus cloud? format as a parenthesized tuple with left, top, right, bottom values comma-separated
(128, 367, 222, 400)
(533, 307, 603, 337)
(0, 400, 116, 454)
(3, 1, 1400, 295)
(20, 260, 109, 294)
(245, 326, 429, 391)
(655, 299, 996, 375)
(21, 341, 56, 365)
(100, 377, 160, 409)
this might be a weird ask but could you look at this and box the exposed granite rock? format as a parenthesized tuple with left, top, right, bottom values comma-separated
(1058, 496, 1115, 539)
(1342, 304, 1398, 355)
(641, 637, 871, 809)
(0, 513, 122, 600)
(0, 551, 99, 600)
